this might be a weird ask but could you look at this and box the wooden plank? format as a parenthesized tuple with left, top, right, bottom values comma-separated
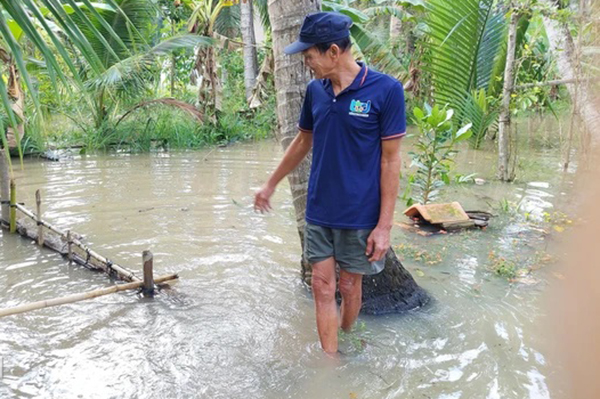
(404, 202, 470, 224)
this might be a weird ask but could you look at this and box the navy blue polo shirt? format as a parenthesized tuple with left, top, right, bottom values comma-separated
(298, 63, 406, 229)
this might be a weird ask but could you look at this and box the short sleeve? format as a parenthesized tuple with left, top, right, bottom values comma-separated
(298, 84, 313, 133)
(380, 81, 406, 140)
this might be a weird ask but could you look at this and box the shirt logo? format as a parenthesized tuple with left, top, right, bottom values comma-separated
(349, 99, 371, 118)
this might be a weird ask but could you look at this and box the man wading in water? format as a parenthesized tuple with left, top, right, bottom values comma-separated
(254, 12, 406, 355)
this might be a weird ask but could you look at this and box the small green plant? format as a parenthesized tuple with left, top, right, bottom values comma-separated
(488, 251, 518, 279)
(338, 321, 369, 354)
(453, 172, 478, 184)
(405, 104, 472, 205)
(462, 88, 499, 149)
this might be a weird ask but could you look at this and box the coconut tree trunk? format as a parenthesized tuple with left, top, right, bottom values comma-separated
(0, 50, 25, 150)
(194, 24, 222, 119)
(541, 0, 600, 148)
(195, 45, 222, 117)
(497, 10, 519, 181)
(268, 0, 429, 314)
(267, 0, 316, 284)
(241, 0, 259, 102)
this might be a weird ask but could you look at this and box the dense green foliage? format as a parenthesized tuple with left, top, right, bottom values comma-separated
(0, 0, 582, 173)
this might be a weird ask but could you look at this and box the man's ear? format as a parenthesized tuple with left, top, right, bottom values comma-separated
(329, 44, 339, 58)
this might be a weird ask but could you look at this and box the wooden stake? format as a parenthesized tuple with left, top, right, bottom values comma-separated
(0, 273, 179, 318)
(0, 150, 9, 226)
(9, 179, 16, 233)
(35, 189, 44, 247)
(67, 230, 72, 264)
(142, 250, 154, 296)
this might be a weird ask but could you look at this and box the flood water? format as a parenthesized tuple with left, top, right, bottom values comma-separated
(0, 129, 578, 398)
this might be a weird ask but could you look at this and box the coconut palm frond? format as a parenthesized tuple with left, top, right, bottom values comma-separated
(476, 6, 508, 90)
(461, 88, 499, 148)
(253, 0, 270, 32)
(351, 23, 407, 80)
(214, 1, 240, 37)
(363, 5, 409, 21)
(322, 1, 406, 80)
(150, 34, 213, 55)
(424, 0, 507, 110)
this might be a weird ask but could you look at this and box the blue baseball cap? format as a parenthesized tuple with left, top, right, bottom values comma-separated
(284, 12, 353, 55)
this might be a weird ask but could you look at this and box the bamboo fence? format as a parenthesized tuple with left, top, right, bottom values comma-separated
(0, 152, 179, 316)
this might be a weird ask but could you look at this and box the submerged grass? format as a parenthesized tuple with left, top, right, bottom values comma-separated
(41, 94, 276, 152)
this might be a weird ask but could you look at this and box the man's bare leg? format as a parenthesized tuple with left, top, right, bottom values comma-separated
(311, 257, 338, 354)
(339, 269, 363, 332)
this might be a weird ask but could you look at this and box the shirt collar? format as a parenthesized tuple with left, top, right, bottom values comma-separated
(322, 62, 369, 94)
(348, 62, 369, 91)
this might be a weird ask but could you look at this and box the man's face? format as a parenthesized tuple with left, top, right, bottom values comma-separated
(302, 46, 337, 79)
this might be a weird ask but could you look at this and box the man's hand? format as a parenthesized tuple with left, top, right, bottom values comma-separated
(252, 131, 312, 214)
(254, 184, 275, 213)
(365, 226, 390, 262)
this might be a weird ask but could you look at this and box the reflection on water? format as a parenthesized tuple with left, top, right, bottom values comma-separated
(0, 137, 574, 398)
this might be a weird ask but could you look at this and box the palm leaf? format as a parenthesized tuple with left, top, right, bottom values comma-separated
(460, 89, 498, 148)
(363, 5, 408, 21)
(150, 34, 213, 54)
(62, 0, 124, 65)
(0, 10, 41, 113)
(488, 13, 530, 97)
(74, 0, 132, 56)
(253, 0, 270, 32)
(322, 1, 369, 23)
(21, 0, 87, 87)
(102, 0, 151, 49)
(72, 0, 154, 68)
(350, 23, 407, 80)
(322, 1, 406, 80)
(87, 34, 211, 92)
(424, 0, 506, 110)
(475, 6, 507, 89)
(0, 0, 150, 156)
(214, 2, 240, 37)
(39, 0, 106, 74)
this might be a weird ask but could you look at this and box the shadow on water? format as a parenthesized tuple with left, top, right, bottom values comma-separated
(0, 120, 582, 398)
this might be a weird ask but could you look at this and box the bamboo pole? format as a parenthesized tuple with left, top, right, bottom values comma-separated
(513, 76, 600, 90)
(14, 203, 139, 282)
(0, 273, 179, 318)
(142, 250, 154, 296)
(0, 150, 8, 226)
(35, 189, 44, 247)
(9, 179, 16, 233)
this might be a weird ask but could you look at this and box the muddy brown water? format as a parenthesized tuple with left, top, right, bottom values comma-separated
(0, 133, 578, 398)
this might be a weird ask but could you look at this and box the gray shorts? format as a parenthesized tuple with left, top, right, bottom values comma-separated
(303, 223, 385, 275)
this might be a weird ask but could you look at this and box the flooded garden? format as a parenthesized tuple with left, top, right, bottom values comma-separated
(1, 0, 599, 397)
(0, 117, 584, 397)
